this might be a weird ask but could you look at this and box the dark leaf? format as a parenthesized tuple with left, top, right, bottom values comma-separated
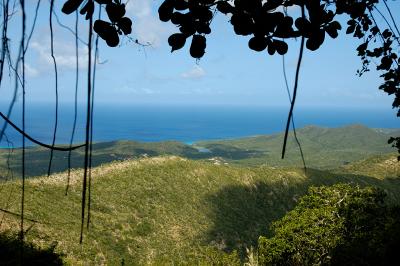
(94, 19, 119, 47)
(231, 13, 254, 36)
(171, 12, 187, 26)
(80, 1, 95, 20)
(267, 41, 276, 55)
(370, 26, 379, 35)
(190, 34, 206, 58)
(179, 24, 196, 36)
(356, 42, 368, 56)
(175, 0, 189, 11)
(306, 28, 325, 51)
(193, 7, 213, 22)
(105, 31, 120, 47)
(106, 3, 126, 23)
(248, 36, 268, 52)
(322, 10, 335, 23)
(382, 29, 392, 39)
(95, 0, 111, 4)
(378, 56, 393, 71)
(346, 24, 356, 34)
(330, 21, 341, 31)
(217, 2, 234, 14)
(236, 0, 262, 13)
(94, 19, 112, 36)
(158, 0, 174, 22)
(196, 22, 211, 35)
(263, 0, 283, 11)
(117, 17, 132, 35)
(306, 37, 318, 51)
(274, 39, 288, 55)
(295, 17, 312, 37)
(62, 0, 85, 14)
(326, 27, 338, 39)
(168, 33, 187, 52)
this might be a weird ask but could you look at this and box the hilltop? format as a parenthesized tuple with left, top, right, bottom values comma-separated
(0, 154, 399, 264)
(0, 124, 397, 178)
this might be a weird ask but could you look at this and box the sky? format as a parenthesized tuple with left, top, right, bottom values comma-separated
(1, 0, 400, 112)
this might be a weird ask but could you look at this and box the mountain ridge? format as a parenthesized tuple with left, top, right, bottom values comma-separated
(0, 124, 397, 177)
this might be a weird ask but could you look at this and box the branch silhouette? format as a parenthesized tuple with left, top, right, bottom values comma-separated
(0, 112, 86, 151)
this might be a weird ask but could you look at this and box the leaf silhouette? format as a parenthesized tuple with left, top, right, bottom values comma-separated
(106, 2, 126, 23)
(248, 36, 268, 52)
(168, 33, 187, 52)
(190, 34, 206, 59)
(62, 0, 85, 14)
(118, 17, 132, 35)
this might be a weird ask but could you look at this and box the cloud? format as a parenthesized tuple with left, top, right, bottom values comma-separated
(20, 63, 40, 78)
(181, 65, 206, 79)
(30, 39, 88, 70)
(17, 59, 43, 78)
(118, 85, 159, 95)
(126, 0, 174, 47)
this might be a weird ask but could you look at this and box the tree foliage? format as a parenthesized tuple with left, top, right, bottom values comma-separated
(258, 184, 400, 265)
(62, 0, 132, 46)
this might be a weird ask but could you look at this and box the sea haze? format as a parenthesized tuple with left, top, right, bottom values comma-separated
(0, 103, 398, 147)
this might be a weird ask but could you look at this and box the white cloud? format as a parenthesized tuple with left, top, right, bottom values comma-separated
(19, 63, 40, 78)
(25, 63, 40, 77)
(126, 0, 174, 47)
(30, 39, 88, 70)
(118, 85, 159, 95)
(181, 65, 206, 79)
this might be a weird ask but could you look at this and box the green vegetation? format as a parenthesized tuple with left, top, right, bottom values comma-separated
(0, 140, 205, 178)
(197, 125, 399, 168)
(258, 184, 400, 265)
(337, 153, 399, 179)
(0, 125, 397, 178)
(0, 154, 399, 264)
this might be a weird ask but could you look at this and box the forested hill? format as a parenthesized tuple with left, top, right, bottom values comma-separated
(0, 124, 397, 177)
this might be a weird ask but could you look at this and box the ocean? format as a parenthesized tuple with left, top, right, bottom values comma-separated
(0, 103, 398, 147)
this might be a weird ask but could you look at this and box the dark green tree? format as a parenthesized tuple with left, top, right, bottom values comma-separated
(258, 184, 400, 265)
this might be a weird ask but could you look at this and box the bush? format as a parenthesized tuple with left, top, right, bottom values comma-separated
(258, 184, 400, 266)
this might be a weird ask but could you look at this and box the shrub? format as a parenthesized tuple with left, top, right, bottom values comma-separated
(258, 184, 400, 265)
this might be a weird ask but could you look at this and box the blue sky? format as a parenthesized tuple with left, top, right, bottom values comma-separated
(1, 0, 400, 112)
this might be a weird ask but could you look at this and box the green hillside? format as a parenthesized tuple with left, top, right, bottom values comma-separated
(0, 125, 397, 178)
(0, 155, 399, 264)
(196, 124, 398, 168)
(0, 140, 205, 178)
